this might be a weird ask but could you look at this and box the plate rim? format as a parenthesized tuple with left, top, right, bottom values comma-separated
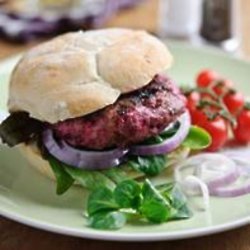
(1, 206, 250, 241)
(1, 43, 250, 241)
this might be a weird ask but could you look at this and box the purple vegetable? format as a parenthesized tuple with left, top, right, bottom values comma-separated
(130, 111, 191, 155)
(43, 129, 128, 170)
(175, 153, 250, 198)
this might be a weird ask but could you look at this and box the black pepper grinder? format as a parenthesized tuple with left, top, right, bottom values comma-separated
(200, 0, 240, 52)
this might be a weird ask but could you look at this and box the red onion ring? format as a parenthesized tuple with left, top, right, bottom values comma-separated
(182, 175, 210, 210)
(175, 152, 250, 198)
(209, 181, 250, 197)
(43, 129, 128, 170)
(175, 153, 239, 192)
(130, 111, 191, 155)
(209, 150, 250, 197)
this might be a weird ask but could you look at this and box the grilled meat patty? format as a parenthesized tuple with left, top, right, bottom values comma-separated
(53, 75, 186, 150)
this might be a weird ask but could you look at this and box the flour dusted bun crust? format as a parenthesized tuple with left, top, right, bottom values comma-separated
(8, 28, 173, 123)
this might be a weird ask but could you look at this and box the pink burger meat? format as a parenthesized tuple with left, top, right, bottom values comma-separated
(53, 75, 186, 150)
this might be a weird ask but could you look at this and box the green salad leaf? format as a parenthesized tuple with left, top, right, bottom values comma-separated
(87, 187, 119, 216)
(113, 180, 142, 209)
(64, 167, 116, 191)
(48, 156, 117, 192)
(169, 185, 188, 209)
(140, 180, 170, 223)
(157, 183, 192, 220)
(47, 157, 74, 195)
(128, 155, 167, 177)
(182, 126, 212, 150)
(170, 204, 192, 220)
(86, 179, 191, 229)
(102, 168, 128, 184)
(141, 122, 180, 145)
(88, 211, 126, 230)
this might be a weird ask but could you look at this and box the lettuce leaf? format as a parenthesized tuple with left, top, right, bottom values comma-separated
(182, 126, 212, 150)
(0, 112, 44, 147)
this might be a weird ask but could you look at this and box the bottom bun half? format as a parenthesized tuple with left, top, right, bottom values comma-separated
(19, 144, 56, 181)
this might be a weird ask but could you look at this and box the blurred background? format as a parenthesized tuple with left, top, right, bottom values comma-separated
(0, 0, 249, 59)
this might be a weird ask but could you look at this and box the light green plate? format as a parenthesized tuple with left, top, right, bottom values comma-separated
(0, 42, 250, 241)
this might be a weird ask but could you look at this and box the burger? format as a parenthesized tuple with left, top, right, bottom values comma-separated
(0, 28, 191, 193)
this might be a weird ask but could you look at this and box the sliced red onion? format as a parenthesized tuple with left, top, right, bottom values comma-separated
(194, 154, 239, 190)
(182, 175, 210, 211)
(175, 153, 239, 192)
(208, 150, 250, 197)
(223, 149, 250, 173)
(209, 181, 250, 197)
(175, 152, 250, 198)
(130, 111, 191, 156)
(43, 129, 128, 170)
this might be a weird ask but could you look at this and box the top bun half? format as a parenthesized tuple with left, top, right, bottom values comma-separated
(8, 28, 173, 123)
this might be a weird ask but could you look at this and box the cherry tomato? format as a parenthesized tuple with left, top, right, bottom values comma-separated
(186, 91, 200, 111)
(190, 108, 207, 125)
(223, 91, 244, 114)
(191, 109, 228, 151)
(213, 79, 234, 96)
(196, 70, 219, 88)
(233, 109, 250, 143)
